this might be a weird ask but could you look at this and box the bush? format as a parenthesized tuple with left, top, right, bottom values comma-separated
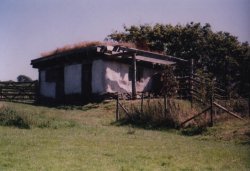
(231, 99, 249, 114)
(0, 107, 30, 129)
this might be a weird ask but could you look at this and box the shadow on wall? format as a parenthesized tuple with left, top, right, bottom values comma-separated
(105, 78, 129, 93)
(120, 69, 127, 80)
(105, 74, 159, 94)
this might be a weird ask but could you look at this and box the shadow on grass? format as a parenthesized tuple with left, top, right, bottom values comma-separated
(3, 99, 107, 112)
(111, 118, 178, 132)
(112, 118, 208, 136)
(240, 141, 250, 145)
(180, 126, 207, 136)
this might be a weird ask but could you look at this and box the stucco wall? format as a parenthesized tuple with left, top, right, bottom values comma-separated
(64, 64, 82, 95)
(92, 60, 106, 94)
(40, 70, 56, 98)
(105, 61, 132, 93)
(92, 60, 155, 94)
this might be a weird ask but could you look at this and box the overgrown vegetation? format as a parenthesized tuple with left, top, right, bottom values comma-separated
(116, 66, 194, 129)
(0, 107, 30, 129)
(117, 96, 249, 138)
(220, 98, 249, 117)
(107, 22, 250, 98)
(118, 99, 204, 129)
(160, 66, 178, 97)
(40, 41, 136, 57)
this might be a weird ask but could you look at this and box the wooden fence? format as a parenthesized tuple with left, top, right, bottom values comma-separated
(115, 92, 168, 121)
(115, 74, 249, 128)
(0, 81, 38, 103)
(114, 58, 249, 127)
(179, 74, 247, 127)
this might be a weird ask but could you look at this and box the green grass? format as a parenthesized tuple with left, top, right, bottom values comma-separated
(0, 101, 249, 171)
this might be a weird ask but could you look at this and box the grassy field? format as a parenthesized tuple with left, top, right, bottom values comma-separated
(0, 101, 249, 171)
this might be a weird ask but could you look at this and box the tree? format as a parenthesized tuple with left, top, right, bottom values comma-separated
(160, 66, 178, 97)
(151, 66, 178, 97)
(107, 22, 250, 97)
(17, 75, 32, 82)
(238, 43, 250, 97)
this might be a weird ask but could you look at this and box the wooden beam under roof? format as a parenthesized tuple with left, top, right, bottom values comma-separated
(115, 46, 188, 63)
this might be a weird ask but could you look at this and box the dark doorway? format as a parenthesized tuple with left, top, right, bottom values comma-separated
(56, 67, 64, 102)
(82, 63, 92, 101)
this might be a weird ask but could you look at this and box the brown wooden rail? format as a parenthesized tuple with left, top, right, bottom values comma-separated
(0, 81, 38, 102)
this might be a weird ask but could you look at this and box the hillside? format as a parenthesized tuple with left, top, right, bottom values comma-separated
(0, 101, 249, 171)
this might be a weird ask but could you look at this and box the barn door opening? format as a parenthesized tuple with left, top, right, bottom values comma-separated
(82, 63, 92, 102)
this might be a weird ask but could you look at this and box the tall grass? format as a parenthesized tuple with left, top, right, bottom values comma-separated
(118, 98, 202, 129)
(40, 41, 136, 57)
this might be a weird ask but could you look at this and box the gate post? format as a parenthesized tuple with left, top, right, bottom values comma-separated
(132, 53, 137, 100)
(116, 93, 120, 121)
(0, 87, 2, 100)
(190, 58, 194, 108)
(140, 92, 144, 114)
(209, 80, 214, 127)
(210, 95, 213, 127)
(248, 96, 250, 118)
(164, 94, 167, 118)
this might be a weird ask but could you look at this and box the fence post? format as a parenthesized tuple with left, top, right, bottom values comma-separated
(164, 94, 167, 118)
(35, 80, 40, 103)
(190, 58, 194, 108)
(140, 92, 144, 114)
(209, 95, 214, 127)
(214, 106, 217, 117)
(209, 81, 214, 127)
(132, 53, 137, 100)
(116, 94, 119, 121)
(248, 96, 250, 118)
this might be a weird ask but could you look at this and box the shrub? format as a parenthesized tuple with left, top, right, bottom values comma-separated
(0, 106, 77, 129)
(0, 107, 30, 129)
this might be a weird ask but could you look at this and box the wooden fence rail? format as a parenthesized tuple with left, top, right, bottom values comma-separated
(0, 81, 38, 102)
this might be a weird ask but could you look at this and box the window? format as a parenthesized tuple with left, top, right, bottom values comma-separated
(128, 66, 143, 82)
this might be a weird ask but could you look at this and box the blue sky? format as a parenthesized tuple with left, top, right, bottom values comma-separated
(0, 0, 249, 81)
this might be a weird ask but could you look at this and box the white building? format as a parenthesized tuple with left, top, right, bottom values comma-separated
(31, 44, 185, 104)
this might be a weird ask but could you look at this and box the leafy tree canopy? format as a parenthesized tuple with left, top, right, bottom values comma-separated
(107, 22, 250, 97)
(17, 75, 32, 82)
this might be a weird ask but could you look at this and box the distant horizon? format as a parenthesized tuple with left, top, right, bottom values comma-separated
(1, 0, 249, 81)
